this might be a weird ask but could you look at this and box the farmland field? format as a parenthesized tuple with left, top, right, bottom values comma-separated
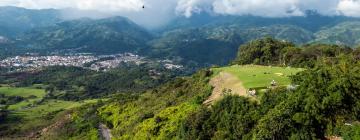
(0, 86, 100, 135)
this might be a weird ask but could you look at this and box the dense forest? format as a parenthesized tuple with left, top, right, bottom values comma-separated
(38, 69, 213, 139)
(1, 63, 179, 101)
(181, 57, 360, 139)
(233, 37, 355, 68)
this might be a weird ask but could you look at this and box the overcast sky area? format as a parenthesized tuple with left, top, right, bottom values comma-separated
(1, 0, 360, 28)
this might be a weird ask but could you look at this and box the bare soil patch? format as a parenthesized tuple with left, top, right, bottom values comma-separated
(204, 72, 248, 105)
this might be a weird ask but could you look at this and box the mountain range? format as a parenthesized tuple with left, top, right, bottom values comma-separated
(1, 6, 360, 66)
(1, 6, 360, 140)
(18, 17, 152, 54)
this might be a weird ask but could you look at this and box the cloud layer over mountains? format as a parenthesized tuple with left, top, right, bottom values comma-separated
(1, 0, 360, 28)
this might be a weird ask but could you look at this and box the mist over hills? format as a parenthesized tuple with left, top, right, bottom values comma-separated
(1, 6, 360, 66)
(0, 6, 62, 37)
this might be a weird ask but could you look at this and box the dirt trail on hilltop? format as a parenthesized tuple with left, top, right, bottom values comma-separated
(204, 72, 247, 105)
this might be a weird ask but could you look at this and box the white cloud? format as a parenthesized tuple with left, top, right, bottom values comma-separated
(176, 0, 213, 17)
(1, 0, 360, 28)
(296, 0, 339, 15)
(3, 0, 145, 12)
(0, 0, 177, 28)
(0, 0, 352, 17)
(337, 0, 360, 17)
(212, 0, 303, 17)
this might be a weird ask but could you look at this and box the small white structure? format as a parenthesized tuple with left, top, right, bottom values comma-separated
(271, 80, 277, 87)
(248, 89, 257, 96)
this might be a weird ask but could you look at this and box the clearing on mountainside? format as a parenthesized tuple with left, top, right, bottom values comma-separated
(204, 65, 303, 105)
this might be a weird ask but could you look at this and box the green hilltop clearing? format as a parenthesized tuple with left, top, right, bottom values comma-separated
(212, 65, 304, 89)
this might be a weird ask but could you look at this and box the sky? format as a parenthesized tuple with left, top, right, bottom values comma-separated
(1, 0, 360, 28)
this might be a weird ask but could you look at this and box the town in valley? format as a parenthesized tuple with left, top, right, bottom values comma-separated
(0, 53, 183, 72)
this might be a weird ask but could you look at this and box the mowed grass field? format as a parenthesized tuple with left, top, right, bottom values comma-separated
(212, 65, 304, 89)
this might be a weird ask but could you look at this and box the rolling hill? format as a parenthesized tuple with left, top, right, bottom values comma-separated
(18, 17, 153, 54)
(1, 7, 360, 68)
(160, 11, 359, 33)
(147, 24, 314, 66)
(0, 6, 61, 37)
(314, 21, 360, 46)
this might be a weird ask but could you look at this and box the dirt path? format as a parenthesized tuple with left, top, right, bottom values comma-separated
(99, 123, 112, 140)
(203, 72, 247, 105)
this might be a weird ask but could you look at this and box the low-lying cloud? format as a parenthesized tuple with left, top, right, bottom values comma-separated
(1, 0, 360, 28)
(337, 0, 360, 17)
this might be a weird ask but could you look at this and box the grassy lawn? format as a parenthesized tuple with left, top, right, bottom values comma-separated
(12, 99, 98, 119)
(0, 86, 46, 98)
(212, 65, 304, 89)
(0, 86, 47, 110)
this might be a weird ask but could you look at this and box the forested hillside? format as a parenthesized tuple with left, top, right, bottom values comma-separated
(233, 37, 353, 68)
(1, 6, 360, 139)
(314, 21, 360, 46)
(181, 59, 360, 139)
(18, 17, 153, 54)
(0, 6, 61, 37)
(20, 38, 359, 139)
(2, 7, 360, 68)
(1, 63, 178, 101)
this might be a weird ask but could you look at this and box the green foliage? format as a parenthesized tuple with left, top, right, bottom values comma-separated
(180, 58, 360, 139)
(9, 64, 176, 100)
(0, 84, 99, 138)
(314, 21, 360, 46)
(147, 25, 314, 67)
(147, 27, 241, 66)
(0, 94, 24, 105)
(97, 70, 213, 139)
(19, 17, 152, 54)
(233, 37, 295, 65)
(0, 86, 46, 97)
(41, 103, 103, 140)
(0, 105, 8, 123)
(0, 6, 61, 37)
(180, 95, 260, 140)
(335, 124, 360, 140)
(135, 102, 198, 139)
(0, 86, 46, 111)
(233, 37, 353, 68)
(255, 59, 360, 139)
(0, 98, 99, 136)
